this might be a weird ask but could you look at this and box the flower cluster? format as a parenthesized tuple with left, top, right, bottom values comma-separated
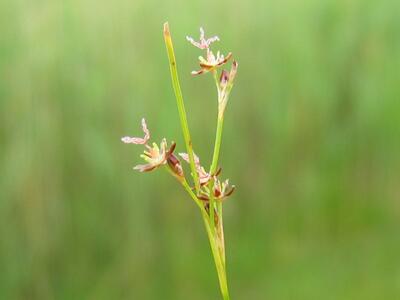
(178, 152, 211, 185)
(179, 152, 235, 202)
(187, 27, 234, 76)
(199, 178, 235, 202)
(121, 118, 183, 179)
(187, 27, 238, 117)
(121, 117, 235, 201)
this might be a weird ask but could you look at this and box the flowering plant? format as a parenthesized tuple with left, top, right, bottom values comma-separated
(122, 23, 238, 300)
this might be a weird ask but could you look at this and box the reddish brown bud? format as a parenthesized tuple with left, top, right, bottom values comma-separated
(166, 143, 184, 179)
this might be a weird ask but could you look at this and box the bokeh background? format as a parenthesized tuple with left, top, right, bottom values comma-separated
(1, 0, 400, 299)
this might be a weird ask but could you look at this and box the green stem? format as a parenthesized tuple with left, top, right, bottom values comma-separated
(210, 117, 227, 273)
(217, 202, 225, 267)
(210, 71, 224, 174)
(202, 216, 231, 300)
(185, 187, 230, 300)
(209, 180, 216, 232)
(209, 73, 229, 293)
(169, 169, 230, 299)
(163, 22, 200, 193)
(210, 115, 224, 174)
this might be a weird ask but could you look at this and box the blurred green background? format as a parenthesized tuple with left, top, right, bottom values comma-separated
(1, 0, 400, 299)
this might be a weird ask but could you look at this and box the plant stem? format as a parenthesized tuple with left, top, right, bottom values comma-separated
(210, 71, 225, 175)
(209, 73, 229, 293)
(209, 114, 228, 275)
(180, 177, 228, 295)
(171, 169, 230, 299)
(217, 202, 226, 267)
(209, 183, 216, 232)
(210, 115, 224, 174)
(163, 22, 200, 193)
(203, 217, 231, 300)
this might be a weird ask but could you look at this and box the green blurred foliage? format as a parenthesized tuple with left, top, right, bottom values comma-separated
(1, 0, 400, 299)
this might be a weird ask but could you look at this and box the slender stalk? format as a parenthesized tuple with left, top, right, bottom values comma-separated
(182, 177, 230, 300)
(203, 217, 231, 300)
(210, 73, 229, 281)
(210, 115, 224, 174)
(219, 204, 226, 267)
(209, 183, 216, 232)
(209, 71, 219, 229)
(210, 71, 225, 174)
(169, 166, 230, 299)
(186, 185, 229, 300)
(163, 22, 200, 193)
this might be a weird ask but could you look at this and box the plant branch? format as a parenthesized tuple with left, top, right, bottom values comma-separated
(164, 22, 200, 193)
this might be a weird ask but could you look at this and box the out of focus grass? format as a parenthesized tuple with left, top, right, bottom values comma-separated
(1, 0, 399, 299)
